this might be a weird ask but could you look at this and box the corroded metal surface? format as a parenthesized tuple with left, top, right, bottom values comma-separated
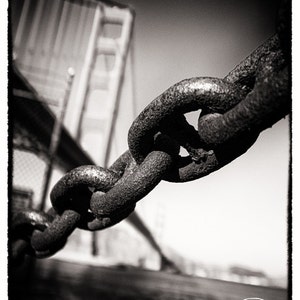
(128, 77, 249, 165)
(91, 143, 176, 218)
(10, 210, 67, 259)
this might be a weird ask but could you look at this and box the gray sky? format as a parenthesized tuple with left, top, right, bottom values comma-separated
(114, 0, 289, 278)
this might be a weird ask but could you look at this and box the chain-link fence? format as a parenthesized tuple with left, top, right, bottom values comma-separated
(12, 149, 47, 210)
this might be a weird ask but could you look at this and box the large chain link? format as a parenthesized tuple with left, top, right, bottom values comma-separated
(10, 1, 291, 263)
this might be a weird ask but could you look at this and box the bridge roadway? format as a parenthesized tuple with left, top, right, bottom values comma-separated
(9, 258, 287, 300)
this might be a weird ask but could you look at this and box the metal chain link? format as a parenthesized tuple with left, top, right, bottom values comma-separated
(10, 208, 67, 262)
(10, 2, 291, 262)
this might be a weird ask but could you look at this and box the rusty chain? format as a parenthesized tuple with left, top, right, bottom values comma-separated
(10, 1, 291, 263)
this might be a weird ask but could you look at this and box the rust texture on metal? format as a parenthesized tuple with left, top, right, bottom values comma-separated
(10, 2, 291, 262)
(128, 78, 249, 163)
(91, 134, 177, 218)
(10, 209, 67, 260)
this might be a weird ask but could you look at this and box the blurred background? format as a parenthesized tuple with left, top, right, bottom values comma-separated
(8, 0, 290, 299)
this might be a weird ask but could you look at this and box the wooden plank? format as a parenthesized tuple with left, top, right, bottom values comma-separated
(9, 258, 287, 300)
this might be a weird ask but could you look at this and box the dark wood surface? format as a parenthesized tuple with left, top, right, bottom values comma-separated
(9, 258, 287, 300)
